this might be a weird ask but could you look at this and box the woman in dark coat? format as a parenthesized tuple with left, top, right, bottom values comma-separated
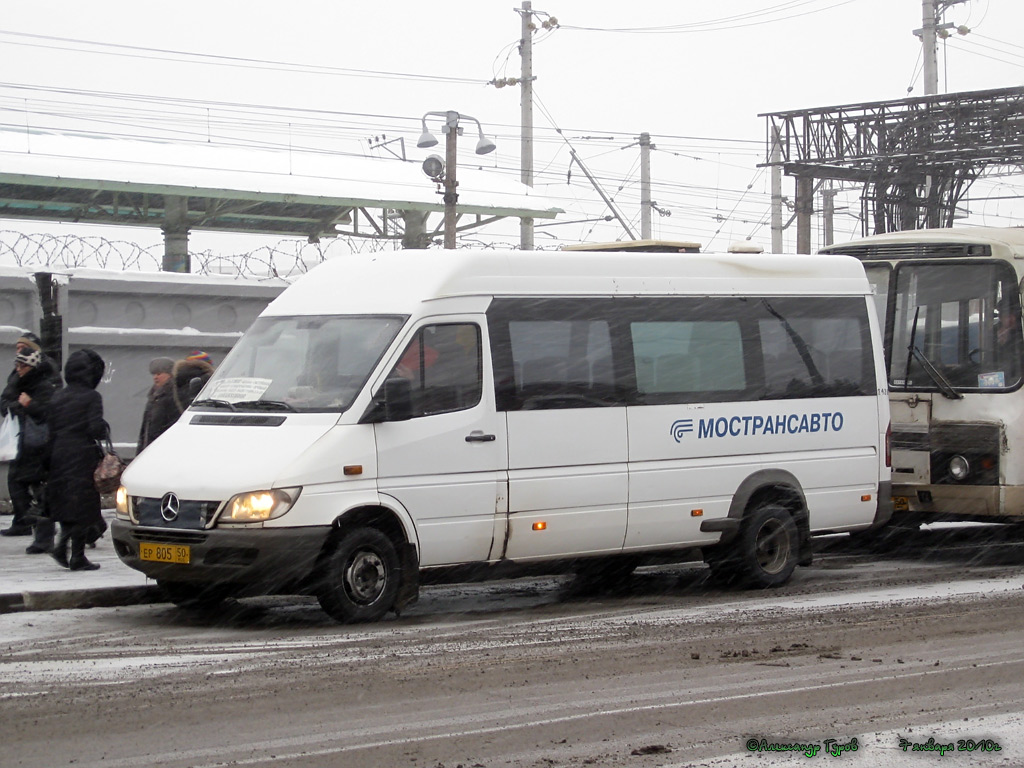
(0, 346, 58, 539)
(46, 349, 107, 571)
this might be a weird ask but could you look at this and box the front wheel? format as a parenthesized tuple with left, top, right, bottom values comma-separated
(733, 504, 798, 588)
(316, 527, 400, 624)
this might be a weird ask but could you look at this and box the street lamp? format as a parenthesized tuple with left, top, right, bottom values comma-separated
(417, 110, 496, 249)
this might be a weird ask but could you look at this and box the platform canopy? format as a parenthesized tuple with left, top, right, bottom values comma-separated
(0, 128, 563, 267)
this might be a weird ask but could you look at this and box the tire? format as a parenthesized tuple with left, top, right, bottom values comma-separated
(158, 580, 231, 610)
(316, 527, 400, 624)
(732, 504, 798, 588)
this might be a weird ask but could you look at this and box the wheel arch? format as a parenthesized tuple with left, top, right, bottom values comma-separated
(322, 503, 420, 612)
(722, 469, 811, 564)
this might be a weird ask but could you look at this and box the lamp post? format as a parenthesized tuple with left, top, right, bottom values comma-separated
(417, 111, 496, 250)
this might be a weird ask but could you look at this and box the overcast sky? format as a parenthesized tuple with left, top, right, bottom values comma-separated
(1, 0, 1022, 266)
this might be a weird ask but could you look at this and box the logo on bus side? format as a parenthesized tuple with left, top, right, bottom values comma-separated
(670, 412, 845, 443)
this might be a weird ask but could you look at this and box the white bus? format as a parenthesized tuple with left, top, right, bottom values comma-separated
(821, 226, 1024, 530)
(111, 249, 891, 622)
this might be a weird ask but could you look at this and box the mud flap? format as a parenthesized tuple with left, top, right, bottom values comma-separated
(798, 527, 813, 567)
(393, 542, 420, 615)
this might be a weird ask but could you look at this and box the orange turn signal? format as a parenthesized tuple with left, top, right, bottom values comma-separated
(344, 465, 363, 476)
(861, 494, 872, 502)
(691, 509, 704, 517)
(532, 521, 547, 531)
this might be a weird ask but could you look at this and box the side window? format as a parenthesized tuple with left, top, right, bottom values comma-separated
(506, 318, 614, 409)
(632, 320, 745, 395)
(390, 323, 481, 417)
(487, 298, 621, 411)
(759, 298, 873, 398)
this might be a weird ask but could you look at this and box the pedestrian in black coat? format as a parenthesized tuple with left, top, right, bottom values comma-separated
(46, 348, 107, 571)
(0, 334, 59, 543)
(137, 356, 179, 454)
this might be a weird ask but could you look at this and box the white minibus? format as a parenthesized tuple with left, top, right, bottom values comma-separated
(821, 226, 1024, 531)
(112, 249, 892, 622)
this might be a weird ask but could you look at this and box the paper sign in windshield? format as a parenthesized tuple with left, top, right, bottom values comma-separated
(206, 377, 273, 403)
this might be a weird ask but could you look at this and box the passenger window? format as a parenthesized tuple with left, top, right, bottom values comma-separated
(507, 319, 615, 409)
(390, 323, 481, 417)
(632, 321, 745, 394)
(758, 299, 871, 398)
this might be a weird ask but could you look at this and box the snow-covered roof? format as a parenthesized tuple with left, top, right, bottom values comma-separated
(0, 129, 562, 238)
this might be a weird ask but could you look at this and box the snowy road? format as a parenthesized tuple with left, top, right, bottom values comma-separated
(2, 525, 1023, 767)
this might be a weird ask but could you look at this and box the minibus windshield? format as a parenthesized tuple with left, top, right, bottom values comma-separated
(195, 314, 406, 413)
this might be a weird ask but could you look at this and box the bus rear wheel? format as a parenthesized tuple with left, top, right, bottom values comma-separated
(317, 527, 400, 623)
(734, 504, 798, 588)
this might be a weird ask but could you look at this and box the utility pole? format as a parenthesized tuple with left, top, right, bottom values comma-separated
(916, 0, 970, 96)
(770, 126, 783, 253)
(822, 183, 837, 247)
(640, 132, 652, 239)
(443, 114, 460, 250)
(921, 0, 939, 96)
(795, 176, 813, 254)
(519, 1, 535, 251)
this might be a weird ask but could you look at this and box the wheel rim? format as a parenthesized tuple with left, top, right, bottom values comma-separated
(343, 548, 388, 605)
(753, 518, 791, 574)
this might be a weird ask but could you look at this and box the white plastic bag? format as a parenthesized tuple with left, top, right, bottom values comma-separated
(0, 412, 20, 462)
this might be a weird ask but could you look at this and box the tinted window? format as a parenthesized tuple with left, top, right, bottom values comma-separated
(388, 323, 482, 417)
(488, 296, 875, 411)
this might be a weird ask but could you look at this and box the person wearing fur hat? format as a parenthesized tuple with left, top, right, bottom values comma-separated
(137, 356, 180, 454)
(172, 351, 215, 412)
(0, 333, 59, 546)
(46, 348, 108, 571)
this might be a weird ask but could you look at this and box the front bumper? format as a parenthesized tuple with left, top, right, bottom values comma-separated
(111, 519, 331, 596)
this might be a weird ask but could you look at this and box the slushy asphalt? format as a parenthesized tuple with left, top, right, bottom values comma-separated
(0, 510, 164, 613)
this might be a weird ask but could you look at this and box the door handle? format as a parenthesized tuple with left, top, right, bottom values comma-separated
(465, 432, 496, 443)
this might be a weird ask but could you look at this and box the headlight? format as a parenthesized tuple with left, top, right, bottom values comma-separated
(949, 455, 970, 482)
(115, 486, 131, 519)
(219, 487, 302, 524)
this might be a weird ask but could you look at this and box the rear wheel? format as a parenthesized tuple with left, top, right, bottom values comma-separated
(316, 527, 400, 623)
(731, 504, 798, 588)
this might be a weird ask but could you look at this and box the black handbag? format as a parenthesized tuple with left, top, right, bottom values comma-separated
(22, 415, 49, 450)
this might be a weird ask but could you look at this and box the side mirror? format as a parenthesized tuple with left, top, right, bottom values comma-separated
(383, 377, 413, 422)
(188, 376, 205, 398)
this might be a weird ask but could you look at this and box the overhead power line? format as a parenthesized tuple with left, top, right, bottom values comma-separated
(0, 29, 488, 85)
(560, 0, 857, 33)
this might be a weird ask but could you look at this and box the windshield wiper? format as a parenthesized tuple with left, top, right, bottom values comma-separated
(232, 399, 298, 412)
(902, 306, 962, 400)
(190, 398, 237, 410)
(909, 346, 963, 400)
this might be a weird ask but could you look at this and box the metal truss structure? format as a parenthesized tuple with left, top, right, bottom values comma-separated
(762, 86, 1024, 235)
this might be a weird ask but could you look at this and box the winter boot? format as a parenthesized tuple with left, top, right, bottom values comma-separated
(51, 529, 70, 568)
(68, 531, 100, 571)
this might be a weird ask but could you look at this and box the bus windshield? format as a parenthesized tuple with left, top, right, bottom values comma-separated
(889, 261, 1021, 392)
(196, 314, 406, 413)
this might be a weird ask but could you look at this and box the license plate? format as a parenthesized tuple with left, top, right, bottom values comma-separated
(893, 496, 910, 512)
(139, 542, 191, 564)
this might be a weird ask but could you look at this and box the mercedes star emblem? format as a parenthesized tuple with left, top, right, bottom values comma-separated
(160, 492, 180, 522)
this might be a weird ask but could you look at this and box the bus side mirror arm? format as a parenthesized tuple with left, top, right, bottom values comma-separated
(358, 378, 414, 424)
(383, 377, 413, 422)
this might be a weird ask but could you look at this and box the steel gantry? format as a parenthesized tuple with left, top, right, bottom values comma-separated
(762, 85, 1024, 248)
